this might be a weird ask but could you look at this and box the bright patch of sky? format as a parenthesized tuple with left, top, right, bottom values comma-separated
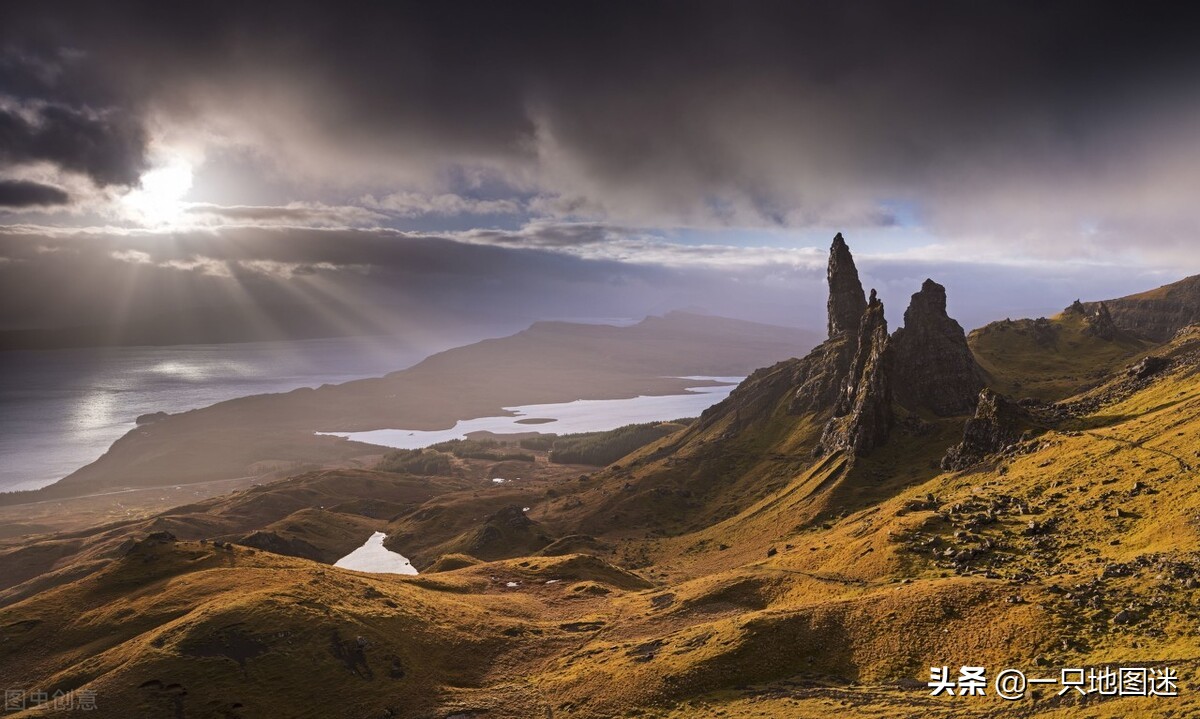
(663, 224, 939, 257)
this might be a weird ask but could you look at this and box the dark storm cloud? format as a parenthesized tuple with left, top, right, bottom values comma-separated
(0, 104, 147, 187)
(0, 179, 68, 207)
(3, 1, 1199, 233)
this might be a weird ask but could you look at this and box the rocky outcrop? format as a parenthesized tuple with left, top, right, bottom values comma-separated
(699, 235, 864, 434)
(1068, 299, 1121, 340)
(1083, 302, 1119, 340)
(826, 233, 868, 338)
(890, 279, 984, 416)
(941, 389, 1029, 470)
(1128, 355, 1170, 379)
(779, 233, 867, 415)
(700, 236, 981, 459)
(818, 291, 893, 456)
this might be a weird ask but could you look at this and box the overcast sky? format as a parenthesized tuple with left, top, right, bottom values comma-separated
(1, 1, 1198, 339)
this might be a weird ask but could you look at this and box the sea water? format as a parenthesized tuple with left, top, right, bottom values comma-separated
(0, 337, 438, 492)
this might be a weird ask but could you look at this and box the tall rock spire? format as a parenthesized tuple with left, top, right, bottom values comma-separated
(890, 278, 984, 416)
(826, 233, 867, 339)
(819, 289, 894, 455)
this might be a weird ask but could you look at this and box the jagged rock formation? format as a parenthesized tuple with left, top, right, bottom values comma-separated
(1080, 274, 1200, 342)
(1084, 302, 1119, 340)
(818, 291, 893, 455)
(890, 279, 985, 416)
(785, 337, 857, 415)
(826, 233, 868, 338)
(1067, 299, 1121, 340)
(941, 389, 1029, 469)
(711, 236, 978, 460)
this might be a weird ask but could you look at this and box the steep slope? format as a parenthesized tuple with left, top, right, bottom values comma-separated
(562, 237, 983, 538)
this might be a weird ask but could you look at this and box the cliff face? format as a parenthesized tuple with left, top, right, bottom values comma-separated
(785, 336, 857, 416)
(890, 279, 985, 416)
(819, 291, 893, 456)
(1082, 274, 1200, 342)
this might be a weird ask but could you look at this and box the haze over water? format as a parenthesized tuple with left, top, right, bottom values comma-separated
(0, 337, 440, 492)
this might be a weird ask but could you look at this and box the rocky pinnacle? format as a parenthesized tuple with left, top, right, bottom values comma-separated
(826, 233, 868, 339)
(820, 289, 893, 455)
(890, 278, 984, 416)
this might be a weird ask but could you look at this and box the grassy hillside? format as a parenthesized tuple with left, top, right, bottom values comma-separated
(4, 326, 1200, 716)
(539, 420, 692, 466)
(969, 310, 1152, 401)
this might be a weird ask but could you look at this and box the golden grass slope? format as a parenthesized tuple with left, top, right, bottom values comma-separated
(969, 310, 1153, 401)
(4, 329, 1200, 717)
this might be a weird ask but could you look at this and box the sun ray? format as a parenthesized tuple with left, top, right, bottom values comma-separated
(121, 156, 194, 226)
